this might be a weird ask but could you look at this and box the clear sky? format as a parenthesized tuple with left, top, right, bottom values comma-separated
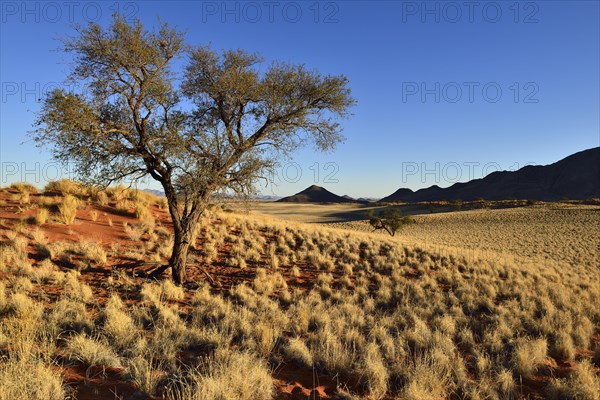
(1, 1, 599, 198)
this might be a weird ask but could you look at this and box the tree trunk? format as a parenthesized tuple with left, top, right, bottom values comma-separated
(170, 224, 192, 285)
(160, 180, 209, 285)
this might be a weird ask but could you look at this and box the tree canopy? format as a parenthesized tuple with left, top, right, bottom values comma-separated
(368, 208, 414, 236)
(33, 14, 355, 284)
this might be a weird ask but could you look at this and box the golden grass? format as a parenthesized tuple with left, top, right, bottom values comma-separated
(9, 182, 39, 193)
(164, 349, 273, 400)
(327, 204, 600, 272)
(89, 210, 98, 222)
(0, 196, 599, 399)
(0, 360, 65, 400)
(34, 208, 50, 225)
(58, 195, 79, 224)
(44, 179, 82, 195)
(66, 334, 122, 368)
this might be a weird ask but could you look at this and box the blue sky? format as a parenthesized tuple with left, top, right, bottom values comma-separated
(1, 1, 599, 197)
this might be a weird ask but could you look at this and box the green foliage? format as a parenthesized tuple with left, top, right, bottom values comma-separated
(368, 208, 414, 236)
(32, 13, 355, 284)
(33, 14, 354, 194)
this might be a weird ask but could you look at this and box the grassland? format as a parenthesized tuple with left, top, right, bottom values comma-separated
(0, 182, 599, 399)
(232, 201, 375, 223)
(249, 201, 600, 272)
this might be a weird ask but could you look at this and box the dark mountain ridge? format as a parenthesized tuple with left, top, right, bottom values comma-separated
(278, 185, 364, 203)
(381, 147, 600, 202)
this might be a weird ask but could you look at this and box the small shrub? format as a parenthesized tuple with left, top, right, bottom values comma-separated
(156, 197, 168, 210)
(203, 242, 218, 263)
(116, 199, 135, 215)
(48, 299, 94, 334)
(13, 218, 27, 233)
(78, 240, 107, 265)
(103, 295, 138, 349)
(253, 269, 287, 296)
(361, 343, 389, 399)
(11, 192, 30, 205)
(30, 259, 62, 284)
(9, 292, 43, 319)
(11, 276, 34, 293)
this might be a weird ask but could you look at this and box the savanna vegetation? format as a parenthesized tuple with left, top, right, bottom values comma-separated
(0, 181, 599, 399)
(3, 5, 598, 400)
(33, 14, 354, 284)
(367, 208, 414, 236)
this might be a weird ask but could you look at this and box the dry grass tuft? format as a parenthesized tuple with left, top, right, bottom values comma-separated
(141, 280, 185, 305)
(66, 334, 122, 369)
(164, 349, 273, 400)
(546, 360, 600, 400)
(9, 182, 39, 193)
(512, 337, 547, 378)
(58, 195, 79, 224)
(0, 360, 65, 400)
(125, 354, 166, 396)
(45, 179, 86, 196)
(135, 202, 155, 226)
(34, 208, 50, 225)
(281, 337, 313, 367)
(63, 271, 93, 303)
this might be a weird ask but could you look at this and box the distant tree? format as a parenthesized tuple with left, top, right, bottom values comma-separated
(367, 208, 413, 236)
(33, 14, 355, 284)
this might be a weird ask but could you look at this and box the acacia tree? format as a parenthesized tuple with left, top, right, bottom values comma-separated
(34, 15, 355, 284)
(367, 208, 413, 236)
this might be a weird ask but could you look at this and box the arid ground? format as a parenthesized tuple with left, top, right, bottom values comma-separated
(1, 181, 599, 399)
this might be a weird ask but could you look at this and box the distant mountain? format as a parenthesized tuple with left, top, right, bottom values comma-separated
(381, 147, 600, 202)
(254, 195, 282, 201)
(358, 197, 380, 202)
(278, 185, 362, 203)
(144, 189, 165, 197)
(342, 194, 379, 202)
(381, 188, 414, 202)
